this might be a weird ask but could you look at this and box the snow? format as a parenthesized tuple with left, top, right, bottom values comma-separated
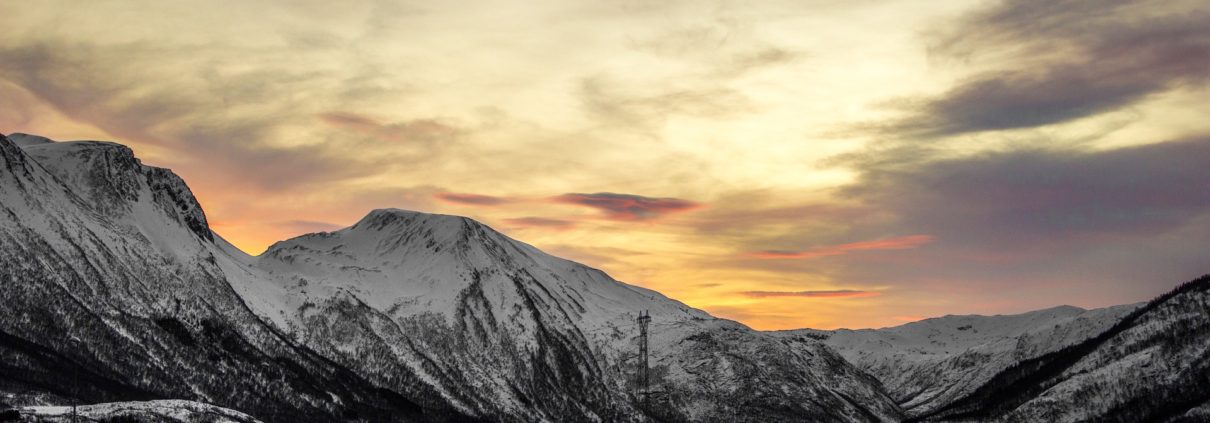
(0, 132, 908, 421)
(211, 206, 901, 420)
(781, 303, 1140, 415)
(23, 399, 262, 422)
(6, 132, 55, 147)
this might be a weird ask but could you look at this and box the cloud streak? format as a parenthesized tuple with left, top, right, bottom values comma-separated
(502, 217, 577, 230)
(434, 192, 513, 207)
(553, 192, 702, 221)
(741, 290, 880, 299)
(748, 235, 933, 260)
(317, 112, 460, 144)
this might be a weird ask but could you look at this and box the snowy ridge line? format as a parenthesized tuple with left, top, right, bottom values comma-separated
(1, 132, 905, 422)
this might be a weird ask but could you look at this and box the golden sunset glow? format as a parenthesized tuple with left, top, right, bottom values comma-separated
(4, 0, 1209, 329)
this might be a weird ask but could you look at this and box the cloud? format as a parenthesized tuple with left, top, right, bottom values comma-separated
(580, 10, 802, 134)
(687, 200, 873, 236)
(0, 41, 389, 193)
(805, 137, 1210, 309)
(700, 305, 786, 325)
(317, 112, 460, 144)
(434, 192, 512, 206)
(741, 290, 880, 299)
(703, 137, 1210, 315)
(846, 138, 1210, 247)
(884, 0, 1210, 136)
(578, 76, 753, 132)
(748, 234, 934, 260)
(552, 192, 702, 221)
(502, 217, 577, 230)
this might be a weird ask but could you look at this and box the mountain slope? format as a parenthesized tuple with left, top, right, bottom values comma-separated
(1, 132, 902, 422)
(778, 304, 1138, 416)
(228, 208, 903, 422)
(0, 133, 467, 422)
(914, 274, 1210, 422)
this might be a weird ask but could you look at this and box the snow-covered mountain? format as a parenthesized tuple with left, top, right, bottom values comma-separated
(778, 304, 1139, 416)
(5, 131, 1206, 422)
(0, 132, 465, 421)
(220, 209, 900, 421)
(777, 276, 1210, 422)
(0, 131, 900, 422)
(913, 275, 1210, 422)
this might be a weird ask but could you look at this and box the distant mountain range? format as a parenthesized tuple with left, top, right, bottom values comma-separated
(1, 132, 1207, 422)
(777, 303, 1138, 418)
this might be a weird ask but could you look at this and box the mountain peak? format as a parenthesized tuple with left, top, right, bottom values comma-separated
(352, 208, 476, 232)
(345, 207, 495, 250)
(9, 132, 212, 242)
(262, 208, 496, 265)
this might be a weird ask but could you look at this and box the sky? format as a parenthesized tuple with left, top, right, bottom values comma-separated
(2, 0, 1208, 330)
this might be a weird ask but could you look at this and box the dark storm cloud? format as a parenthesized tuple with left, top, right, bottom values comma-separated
(889, 0, 1210, 136)
(553, 192, 702, 221)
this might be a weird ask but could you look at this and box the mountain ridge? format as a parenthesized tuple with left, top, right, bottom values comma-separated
(1, 131, 901, 422)
(0, 131, 469, 421)
(911, 274, 1210, 422)
(778, 302, 1141, 416)
(5, 131, 1207, 422)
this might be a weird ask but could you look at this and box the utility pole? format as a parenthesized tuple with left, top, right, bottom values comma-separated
(636, 310, 651, 409)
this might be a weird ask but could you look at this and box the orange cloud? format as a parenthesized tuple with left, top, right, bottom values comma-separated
(552, 192, 702, 221)
(748, 234, 934, 259)
(741, 289, 880, 298)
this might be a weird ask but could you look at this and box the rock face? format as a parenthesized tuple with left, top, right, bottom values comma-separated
(780, 304, 1138, 416)
(0, 132, 902, 422)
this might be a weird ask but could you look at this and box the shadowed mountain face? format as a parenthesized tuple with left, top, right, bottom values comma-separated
(0, 132, 902, 422)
